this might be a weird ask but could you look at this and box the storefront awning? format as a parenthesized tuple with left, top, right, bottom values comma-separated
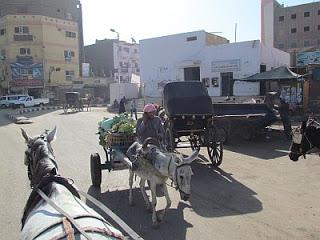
(241, 66, 303, 81)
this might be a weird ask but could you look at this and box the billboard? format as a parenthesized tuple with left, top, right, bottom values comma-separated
(296, 51, 320, 66)
(211, 59, 241, 72)
(10, 57, 44, 86)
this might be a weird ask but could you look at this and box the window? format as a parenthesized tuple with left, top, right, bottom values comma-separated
(291, 28, 297, 33)
(318, 40, 320, 47)
(1, 49, 6, 57)
(291, 42, 297, 48)
(134, 49, 138, 53)
(64, 50, 75, 59)
(65, 70, 75, 81)
(65, 31, 76, 38)
(65, 13, 73, 20)
(291, 14, 296, 19)
(186, 36, 197, 41)
(123, 47, 129, 53)
(20, 48, 31, 55)
(278, 43, 284, 49)
(14, 26, 29, 34)
(260, 64, 266, 73)
(304, 12, 310, 17)
(279, 16, 284, 22)
(318, 25, 320, 31)
(0, 29, 5, 35)
(318, 10, 320, 15)
(14, 35, 33, 41)
(304, 26, 310, 32)
(304, 40, 310, 47)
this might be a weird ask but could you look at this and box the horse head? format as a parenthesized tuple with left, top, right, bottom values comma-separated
(172, 150, 198, 201)
(21, 127, 58, 187)
(289, 119, 320, 161)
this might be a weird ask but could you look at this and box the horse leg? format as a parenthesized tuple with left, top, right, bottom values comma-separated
(139, 178, 151, 212)
(129, 171, 134, 206)
(150, 181, 159, 228)
(157, 184, 171, 222)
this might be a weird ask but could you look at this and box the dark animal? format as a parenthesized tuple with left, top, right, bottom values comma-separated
(289, 118, 320, 161)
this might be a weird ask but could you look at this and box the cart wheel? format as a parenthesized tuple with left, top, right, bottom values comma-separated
(207, 142, 223, 167)
(90, 153, 102, 187)
(164, 127, 174, 152)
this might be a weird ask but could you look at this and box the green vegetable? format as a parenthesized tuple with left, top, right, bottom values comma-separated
(97, 113, 137, 148)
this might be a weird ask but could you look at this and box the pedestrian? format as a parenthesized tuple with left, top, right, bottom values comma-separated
(279, 98, 292, 139)
(119, 96, 126, 114)
(130, 99, 137, 120)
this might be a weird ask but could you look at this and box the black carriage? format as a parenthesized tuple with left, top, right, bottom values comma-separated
(163, 81, 224, 167)
(63, 92, 83, 113)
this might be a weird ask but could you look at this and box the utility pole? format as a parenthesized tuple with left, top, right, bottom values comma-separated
(235, 23, 238, 43)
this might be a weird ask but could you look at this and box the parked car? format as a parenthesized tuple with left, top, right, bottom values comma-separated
(16, 96, 49, 108)
(0, 95, 29, 108)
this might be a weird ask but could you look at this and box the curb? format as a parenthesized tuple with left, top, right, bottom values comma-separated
(18, 106, 62, 114)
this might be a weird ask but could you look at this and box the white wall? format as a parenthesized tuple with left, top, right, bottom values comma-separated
(260, 43, 290, 70)
(261, 0, 275, 47)
(140, 31, 290, 98)
(110, 83, 139, 103)
(140, 30, 207, 97)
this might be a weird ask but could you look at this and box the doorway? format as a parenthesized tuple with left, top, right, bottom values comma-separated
(184, 67, 200, 81)
(220, 72, 234, 96)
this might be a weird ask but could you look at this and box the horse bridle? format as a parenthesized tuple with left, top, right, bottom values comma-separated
(25, 134, 58, 187)
(174, 161, 192, 196)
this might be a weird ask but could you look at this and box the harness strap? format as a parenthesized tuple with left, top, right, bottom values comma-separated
(36, 188, 93, 240)
(51, 226, 125, 240)
(62, 217, 75, 240)
(31, 214, 113, 239)
(78, 190, 142, 240)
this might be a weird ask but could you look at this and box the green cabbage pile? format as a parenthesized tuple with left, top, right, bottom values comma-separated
(98, 113, 136, 147)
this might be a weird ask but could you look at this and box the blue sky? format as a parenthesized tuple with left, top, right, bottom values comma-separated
(82, 0, 317, 45)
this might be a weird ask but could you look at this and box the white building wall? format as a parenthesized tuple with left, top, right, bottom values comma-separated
(113, 41, 140, 83)
(140, 31, 290, 98)
(140, 31, 207, 97)
(260, 43, 290, 70)
(261, 0, 275, 47)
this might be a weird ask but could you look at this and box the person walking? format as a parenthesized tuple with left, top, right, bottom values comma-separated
(118, 96, 126, 114)
(130, 99, 138, 120)
(279, 98, 292, 139)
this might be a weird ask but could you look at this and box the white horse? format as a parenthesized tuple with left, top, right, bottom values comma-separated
(122, 138, 198, 227)
(20, 127, 124, 240)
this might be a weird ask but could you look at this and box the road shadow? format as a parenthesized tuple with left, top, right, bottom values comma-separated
(189, 162, 262, 218)
(223, 130, 291, 160)
(0, 110, 15, 127)
(86, 185, 192, 240)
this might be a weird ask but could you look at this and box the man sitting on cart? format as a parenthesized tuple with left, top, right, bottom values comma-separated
(136, 103, 165, 146)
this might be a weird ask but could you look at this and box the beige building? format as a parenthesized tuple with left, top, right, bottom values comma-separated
(0, 0, 83, 97)
(261, 0, 320, 65)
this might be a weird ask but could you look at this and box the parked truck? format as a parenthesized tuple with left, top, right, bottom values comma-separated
(16, 96, 49, 108)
